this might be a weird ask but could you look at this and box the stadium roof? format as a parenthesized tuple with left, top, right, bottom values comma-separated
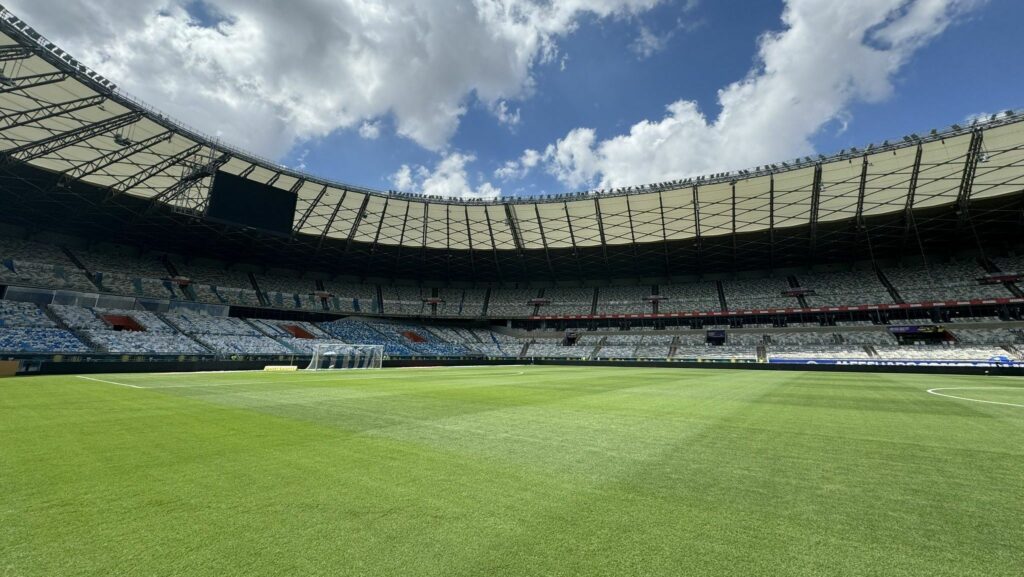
(0, 7, 1023, 283)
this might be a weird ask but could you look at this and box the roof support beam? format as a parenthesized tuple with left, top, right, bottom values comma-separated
(768, 174, 775, 270)
(294, 183, 328, 234)
(625, 195, 641, 279)
(854, 153, 871, 228)
(1, 111, 141, 165)
(731, 181, 738, 269)
(145, 151, 230, 210)
(808, 163, 822, 254)
(104, 143, 203, 201)
(345, 195, 370, 245)
(534, 204, 556, 280)
(692, 185, 702, 271)
(594, 197, 611, 277)
(317, 188, 347, 249)
(957, 129, 985, 227)
(563, 202, 585, 282)
(899, 143, 925, 253)
(60, 130, 173, 183)
(419, 203, 430, 279)
(658, 191, 671, 278)
(0, 71, 66, 95)
(465, 205, 478, 280)
(0, 44, 35, 62)
(483, 207, 502, 283)
(503, 204, 524, 252)
(0, 94, 106, 131)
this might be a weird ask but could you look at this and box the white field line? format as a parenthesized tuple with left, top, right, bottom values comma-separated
(75, 375, 142, 389)
(117, 370, 529, 389)
(926, 386, 1024, 409)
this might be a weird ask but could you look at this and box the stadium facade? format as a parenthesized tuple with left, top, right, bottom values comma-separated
(0, 6, 1023, 374)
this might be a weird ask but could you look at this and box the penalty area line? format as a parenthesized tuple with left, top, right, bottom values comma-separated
(76, 375, 142, 389)
(926, 387, 1024, 409)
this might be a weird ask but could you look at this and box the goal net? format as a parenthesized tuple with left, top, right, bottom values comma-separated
(305, 343, 384, 371)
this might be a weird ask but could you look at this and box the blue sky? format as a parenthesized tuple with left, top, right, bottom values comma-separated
(9, 0, 1022, 198)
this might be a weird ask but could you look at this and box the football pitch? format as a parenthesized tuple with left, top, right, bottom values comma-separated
(1, 366, 1021, 576)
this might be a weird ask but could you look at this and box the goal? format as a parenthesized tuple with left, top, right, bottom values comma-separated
(305, 343, 384, 371)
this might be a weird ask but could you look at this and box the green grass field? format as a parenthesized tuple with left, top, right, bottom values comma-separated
(1, 366, 1022, 576)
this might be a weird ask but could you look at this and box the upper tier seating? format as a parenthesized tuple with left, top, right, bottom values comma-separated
(321, 281, 378, 313)
(885, 259, 1011, 302)
(537, 287, 594, 316)
(0, 260, 95, 292)
(659, 282, 720, 313)
(596, 286, 651, 314)
(381, 286, 427, 316)
(488, 288, 539, 317)
(799, 270, 893, 307)
(436, 288, 486, 317)
(175, 262, 258, 306)
(723, 277, 798, 310)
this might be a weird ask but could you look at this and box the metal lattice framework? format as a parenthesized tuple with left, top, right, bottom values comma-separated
(0, 7, 1023, 284)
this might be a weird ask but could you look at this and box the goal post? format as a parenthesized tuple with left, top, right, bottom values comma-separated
(305, 343, 384, 371)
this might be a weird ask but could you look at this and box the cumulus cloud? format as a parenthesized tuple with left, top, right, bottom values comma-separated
(494, 148, 542, 180)
(492, 100, 522, 128)
(391, 153, 501, 200)
(4, 0, 666, 158)
(538, 0, 984, 189)
(358, 120, 382, 140)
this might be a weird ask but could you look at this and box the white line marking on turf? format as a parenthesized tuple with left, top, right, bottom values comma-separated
(76, 375, 142, 389)
(121, 370, 529, 390)
(926, 387, 1024, 409)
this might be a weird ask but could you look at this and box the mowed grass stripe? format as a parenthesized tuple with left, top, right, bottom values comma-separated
(1, 366, 1021, 577)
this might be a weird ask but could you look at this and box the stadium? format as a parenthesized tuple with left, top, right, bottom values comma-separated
(1, 4, 1022, 577)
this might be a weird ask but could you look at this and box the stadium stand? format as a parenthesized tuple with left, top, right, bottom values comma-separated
(596, 286, 651, 314)
(723, 278, 799, 310)
(799, 270, 893, 307)
(659, 282, 721, 313)
(488, 288, 539, 317)
(885, 259, 1011, 302)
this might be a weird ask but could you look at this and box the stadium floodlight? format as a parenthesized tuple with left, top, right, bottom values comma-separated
(306, 343, 384, 371)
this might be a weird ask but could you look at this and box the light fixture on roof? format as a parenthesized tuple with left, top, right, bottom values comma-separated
(952, 124, 962, 131)
(113, 134, 132, 147)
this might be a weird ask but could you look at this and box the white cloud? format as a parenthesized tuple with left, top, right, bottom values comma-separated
(494, 148, 541, 180)
(539, 0, 985, 189)
(4, 0, 666, 159)
(358, 120, 382, 140)
(631, 26, 669, 59)
(492, 100, 522, 128)
(391, 153, 501, 200)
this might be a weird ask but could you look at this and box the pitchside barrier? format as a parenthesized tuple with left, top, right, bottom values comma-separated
(0, 360, 19, 378)
(10, 355, 1024, 377)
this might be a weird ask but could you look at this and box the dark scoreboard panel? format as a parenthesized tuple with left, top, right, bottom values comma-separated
(206, 171, 297, 235)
